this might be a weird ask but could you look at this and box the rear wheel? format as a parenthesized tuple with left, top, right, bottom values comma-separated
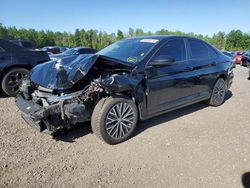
(91, 95, 138, 144)
(207, 78, 226, 106)
(1, 68, 29, 97)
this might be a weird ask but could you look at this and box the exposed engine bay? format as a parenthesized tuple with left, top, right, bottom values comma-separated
(16, 55, 143, 136)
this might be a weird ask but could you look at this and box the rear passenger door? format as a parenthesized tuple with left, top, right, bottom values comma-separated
(187, 39, 218, 99)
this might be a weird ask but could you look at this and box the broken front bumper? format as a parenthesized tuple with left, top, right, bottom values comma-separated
(15, 94, 91, 135)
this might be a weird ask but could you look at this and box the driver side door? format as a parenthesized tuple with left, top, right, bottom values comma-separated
(145, 38, 194, 115)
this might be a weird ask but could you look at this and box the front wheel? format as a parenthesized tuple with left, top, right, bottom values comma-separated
(91, 96, 138, 144)
(1, 68, 29, 97)
(207, 78, 226, 106)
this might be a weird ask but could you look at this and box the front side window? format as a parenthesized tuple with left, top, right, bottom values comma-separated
(189, 39, 209, 59)
(153, 39, 186, 62)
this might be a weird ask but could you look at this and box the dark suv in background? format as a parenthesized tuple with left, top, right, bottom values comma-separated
(0, 39, 50, 96)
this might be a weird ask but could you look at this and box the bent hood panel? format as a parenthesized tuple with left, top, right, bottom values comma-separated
(30, 54, 135, 90)
(30, 54, 98, 90)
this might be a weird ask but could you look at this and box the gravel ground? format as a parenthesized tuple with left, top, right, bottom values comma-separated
(0, 66, 250, 188)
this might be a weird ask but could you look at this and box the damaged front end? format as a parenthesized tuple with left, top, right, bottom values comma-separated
(16, 78, 103, 135)
(15, 54, 143, 136)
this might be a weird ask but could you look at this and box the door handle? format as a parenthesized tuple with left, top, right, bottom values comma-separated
(211, 62, 217, 66)
(184, 66, 194, 72)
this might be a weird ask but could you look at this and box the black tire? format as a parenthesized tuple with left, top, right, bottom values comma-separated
(1, 68, 29, 97)
(207, 78, 226, 106)
(91, 95, 138, 145)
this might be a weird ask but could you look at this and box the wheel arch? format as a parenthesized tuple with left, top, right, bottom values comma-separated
(108, 91, 143, 120)
(217, 73, 228, 90)
(1, 64, 33, 80)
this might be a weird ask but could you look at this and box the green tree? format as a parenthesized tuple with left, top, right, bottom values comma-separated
(212, 32, 226, 50)
(225, 30, 244, 50)
(116, 30, 124, 40)
(128, 28, 135, 37)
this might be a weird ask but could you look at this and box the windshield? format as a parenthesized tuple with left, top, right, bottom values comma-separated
(62, 48, 77, 55)
(97, 38, 159, 63)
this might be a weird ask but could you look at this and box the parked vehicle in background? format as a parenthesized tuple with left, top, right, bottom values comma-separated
(58, 46, 69, 53)
(222, 51, 235, 68)
(49, 47, 97, 61)
(0, 39, 50, 96)
(233, 51, 244, 64)
(248, 67, 250, 80)
(10, 40, 36, 49)
(241, 51, 250, 67)
(42, 46, 61, 54)
(16, 35, 234, 144)
(222, 51, 233, 58)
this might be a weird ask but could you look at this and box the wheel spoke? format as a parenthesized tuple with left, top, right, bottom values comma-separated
(106, 102, 135, 140)
(213, 79, 225, 104)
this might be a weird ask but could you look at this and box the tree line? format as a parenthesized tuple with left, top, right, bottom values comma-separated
(0, 23, 250, 51)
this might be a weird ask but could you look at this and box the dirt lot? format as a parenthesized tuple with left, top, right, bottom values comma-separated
(0, 66, 250, 188)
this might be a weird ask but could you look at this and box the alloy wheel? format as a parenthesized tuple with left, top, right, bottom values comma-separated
(213, 78, 226, 105)
(7, 72, 25, 93)
(105, 102, 135, 139)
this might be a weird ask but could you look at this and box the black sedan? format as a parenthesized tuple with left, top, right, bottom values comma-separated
(16, 35, 234, 144)
(49, 47, 98, 61)
(0, 39, 50, 96)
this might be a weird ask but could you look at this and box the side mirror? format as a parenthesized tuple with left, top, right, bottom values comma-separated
(150, 55, 175, 67)
(75, 52, 80, 55)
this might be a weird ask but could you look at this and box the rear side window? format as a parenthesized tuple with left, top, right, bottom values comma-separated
(21, 41, 33, 49)
(207, 45, 218, 58)
(189, 39, 209, 59)
(154, 39, 186, 62)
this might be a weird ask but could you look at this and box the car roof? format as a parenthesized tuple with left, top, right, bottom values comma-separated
(125, 35, 203, 41)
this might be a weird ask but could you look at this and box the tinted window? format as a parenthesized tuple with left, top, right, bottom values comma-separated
(189, 40, 209, 59)
(21, 41, 33, 49)
(153, 39, 186, 61)
(207, 45, 218, 58)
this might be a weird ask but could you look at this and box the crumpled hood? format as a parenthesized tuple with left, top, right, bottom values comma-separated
(30, 54, 135, 90)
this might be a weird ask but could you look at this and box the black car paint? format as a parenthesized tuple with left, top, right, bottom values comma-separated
(49, 47, 98, 60)
(15, 36, 234, 135)
(0, 39, 50, 82)
(241, 51, 250, 67)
